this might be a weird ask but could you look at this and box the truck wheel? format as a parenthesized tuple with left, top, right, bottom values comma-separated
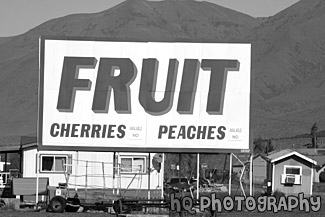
(66, 198, 81, 212)
(49, 196, 66, 213)
(113, 199, 123, 214)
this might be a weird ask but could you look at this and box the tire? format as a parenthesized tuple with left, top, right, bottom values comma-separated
(113, 199, 123, 214)
(66, 198, 81, 212)
(49, 196, 66, 213)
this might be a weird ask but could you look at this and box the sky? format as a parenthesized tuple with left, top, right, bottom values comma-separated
(0, 0, 300, 37)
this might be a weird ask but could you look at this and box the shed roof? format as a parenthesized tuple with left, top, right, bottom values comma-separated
(268, 149, 317, 165)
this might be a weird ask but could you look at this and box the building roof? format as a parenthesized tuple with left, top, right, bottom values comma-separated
(253, 153, 270, 162)
(232, 153, 270, 167)
(306, 155, 325, 167)
(293, 148, 325, 166)
(267, 149, 317, 165)
(0, 143, 37, 153)
(295, 148, 318, 155)
(0, 136, 37, 153)
(294, 148, 325, 156)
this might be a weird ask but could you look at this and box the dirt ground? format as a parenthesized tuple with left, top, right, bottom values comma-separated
(1, 191, 325, 216)
(1, 210, 325, 217)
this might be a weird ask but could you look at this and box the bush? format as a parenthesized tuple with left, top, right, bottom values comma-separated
(319, 171, 325, 183)
(0, 200, 5, 208)
(272, 190, 285, 199)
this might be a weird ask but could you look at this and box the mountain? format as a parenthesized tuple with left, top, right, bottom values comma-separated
(251, 0, 325, 137)
(253, 0, 325, 99)
(0, 0, 259, 144)
(0, 37, 11, 45)
(1, 0, 325, 143)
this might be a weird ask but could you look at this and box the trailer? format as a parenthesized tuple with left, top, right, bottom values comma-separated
(11, 148, 163, 213)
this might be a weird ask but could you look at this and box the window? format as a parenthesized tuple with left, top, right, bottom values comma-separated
(284, 165, 302, 175)
(121, 158, 132, 173)
(281, 165, 302, 185)
(120, 156, 147, 173)
(40, 155, 71, 173)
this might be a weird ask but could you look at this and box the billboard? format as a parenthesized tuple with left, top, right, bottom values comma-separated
(39, 37, 251, 153)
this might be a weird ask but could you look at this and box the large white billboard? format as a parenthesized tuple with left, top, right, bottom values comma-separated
(39, 37, 251, 153)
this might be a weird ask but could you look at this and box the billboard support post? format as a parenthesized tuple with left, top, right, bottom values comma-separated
(232, 153, 246, 197)
(196, 153, 200, 200)
(117, 152, 120, 195)
(35, 150, 39, 207)
(228, 153, 233, 195)
(75, 151, 79, 192)
(148, 153, 151, 200)
(113, 152, 116, 194)
(250, 154, 253, 196)
(178, 154, 181, 182)
(161, 153, 165, 199)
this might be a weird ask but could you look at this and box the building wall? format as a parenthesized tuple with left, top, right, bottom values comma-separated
(273, 156, 313, 196)
(23, 148, 160, 190)
(315, 166, 325, 183)
(0, 162, 10, 172)
(253, 156, 268, 184)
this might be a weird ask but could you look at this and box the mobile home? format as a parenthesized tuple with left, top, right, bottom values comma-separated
(1, 140, 163, 199)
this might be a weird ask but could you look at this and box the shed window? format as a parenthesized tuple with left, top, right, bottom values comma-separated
(40, 155, 71, 173)
(120, 156, 147, 174)
(284, 165, 302, 175)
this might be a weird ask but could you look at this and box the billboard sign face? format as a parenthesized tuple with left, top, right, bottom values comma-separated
(39, 37, 251, 153)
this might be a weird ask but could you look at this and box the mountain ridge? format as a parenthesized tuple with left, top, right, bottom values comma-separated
(0, 0, 324, 142)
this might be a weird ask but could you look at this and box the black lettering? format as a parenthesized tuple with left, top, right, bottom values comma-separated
(201, 60, 239, 115)
(57, 57, 97, 112)
(92, 58, 137, 113)
(71, 124, 80, 137)
(117, 125, 126, 138)
(91, 124, 101, 138)
(60, 124, 70, 137)
(107, 125, 116, 138)
(102, 125, 107, 138)
(197, 126, 207, 139)
(158, 125, 168, 139)
(177, 59, 200, 114)
(50, 123, 60, 137)
(80, 124, 91, 137)
(207, 126, 216, 139)
(139, 58, 178, 115)
(217, 126, 226, 140)
(168, 125, 177, 139)
(177, 126, 186, 139)
(187, 126, 196, 139)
